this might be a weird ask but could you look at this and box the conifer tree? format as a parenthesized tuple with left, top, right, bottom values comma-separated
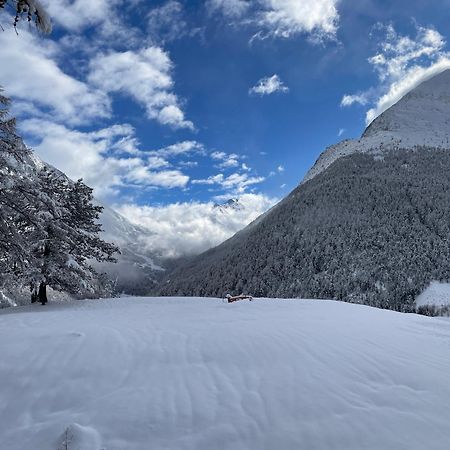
(29, 170, 119, 304)
(0, 89, 119, 305)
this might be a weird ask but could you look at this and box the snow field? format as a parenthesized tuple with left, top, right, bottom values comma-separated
(416, 281, 450, 307)
(1, 297, 450, 449)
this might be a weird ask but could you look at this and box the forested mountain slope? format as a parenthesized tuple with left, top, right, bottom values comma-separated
(160, 149, 450, 309)
(159, 70, 450, 309)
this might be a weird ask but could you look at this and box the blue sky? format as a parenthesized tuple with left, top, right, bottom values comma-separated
(2, 0, 450, 254)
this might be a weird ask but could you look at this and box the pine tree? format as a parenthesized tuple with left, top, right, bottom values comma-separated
(28, 169, 119, 304)
(0, 89, 119, 305)
(0, 90, 37, 290)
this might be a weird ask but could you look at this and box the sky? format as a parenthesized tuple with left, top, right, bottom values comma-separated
(2, 0, 450, 256)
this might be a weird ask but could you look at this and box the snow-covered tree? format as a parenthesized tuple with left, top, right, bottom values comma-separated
(29, 170, 119, 304)
(0, 90, 119, 305)
(0, 90, 36, 287)
(0, 0, 51, 33)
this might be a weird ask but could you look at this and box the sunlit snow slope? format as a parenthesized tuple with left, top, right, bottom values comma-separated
(1, 297, 450, 449)
(303, 69, 450, 182)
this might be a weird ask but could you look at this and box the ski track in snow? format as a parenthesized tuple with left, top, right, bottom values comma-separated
(1, 297, 450, 449)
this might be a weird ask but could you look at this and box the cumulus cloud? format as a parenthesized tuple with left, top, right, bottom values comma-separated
(211, 150, 241, 168)
(193, 172, 265, 196)
(340, 93, 369, 107)
(115, 193, 277, 257)
(40, 0, 123, 31)
(341, 24, 450, 125)
(249, 74, 289, 96)
(125, 167, 189, 189)
(0, 29, 110, 125)
(255, 0, 339, 41)
(147, 156, 170, 169)
(150, 141, 205, 158)
(208, 0, 339, 42)
(0, 27, 191, 132)
(88, 47, 194, 130)
(20, 119, 189, 199)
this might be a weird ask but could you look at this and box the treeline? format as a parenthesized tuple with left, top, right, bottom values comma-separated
(160, 147, 450, 311)
(0, 92, 118, 306)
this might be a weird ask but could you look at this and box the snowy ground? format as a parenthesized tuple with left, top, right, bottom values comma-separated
(1, 297, 450, 450)
(416, 281, 450, 307)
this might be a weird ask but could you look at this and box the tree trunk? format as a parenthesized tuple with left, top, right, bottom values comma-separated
(31, 288, 38, 303)
(38, 282, 47, 305)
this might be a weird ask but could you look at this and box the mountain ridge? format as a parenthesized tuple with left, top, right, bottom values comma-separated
(303, 69, 450, 183)
(158, 70, 450, 309)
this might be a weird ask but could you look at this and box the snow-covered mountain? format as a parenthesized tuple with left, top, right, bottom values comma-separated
(159, 70, 450, 309)
(304, 69, 450, 182)
(93, 205, 164, 294)
(213, 198, 244, 212)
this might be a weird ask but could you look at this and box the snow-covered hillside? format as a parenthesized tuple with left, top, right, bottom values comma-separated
(416, 281, 450, 307)
(303, 69, 450, 183)
(95, 205, 164, 294)
(1, 297, 450, 449)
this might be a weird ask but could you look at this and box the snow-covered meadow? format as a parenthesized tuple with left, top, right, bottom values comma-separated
(416, 281, 450, 307)
(1, 297, 450, 450)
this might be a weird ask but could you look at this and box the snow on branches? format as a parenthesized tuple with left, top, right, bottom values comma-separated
(0, 90, 119, 305)
(0, 0, 51, 33)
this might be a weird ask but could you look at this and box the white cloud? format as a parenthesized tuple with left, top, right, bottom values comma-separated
(150, 141, 205, 158)
(20, 119, 189, 199)
(148, 1, 184, 41)
(211, 150, 241, 168)
(249, 74, 289, 96)
(40, 0, 122, 31)
(206, 0, 250, 18)
(211, 151, 227, 159)
(277, 165, 284, 172)
(255, 0, 339, 40)
(341, 24, 450, 125)
(147, 1, 201, 43)
(208, 0, 339, 41)
(368, 25, 445, 82)
(125, 167, 189, 188)
(147, 156, 170, 169)
(0, 29, 110, 125)
(115, 193, 277, 257)
(193, 172, 265, 195)
(88, 47, 194, 130)
(340, 93, 369, 107)
(178, 161, 198, 168)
